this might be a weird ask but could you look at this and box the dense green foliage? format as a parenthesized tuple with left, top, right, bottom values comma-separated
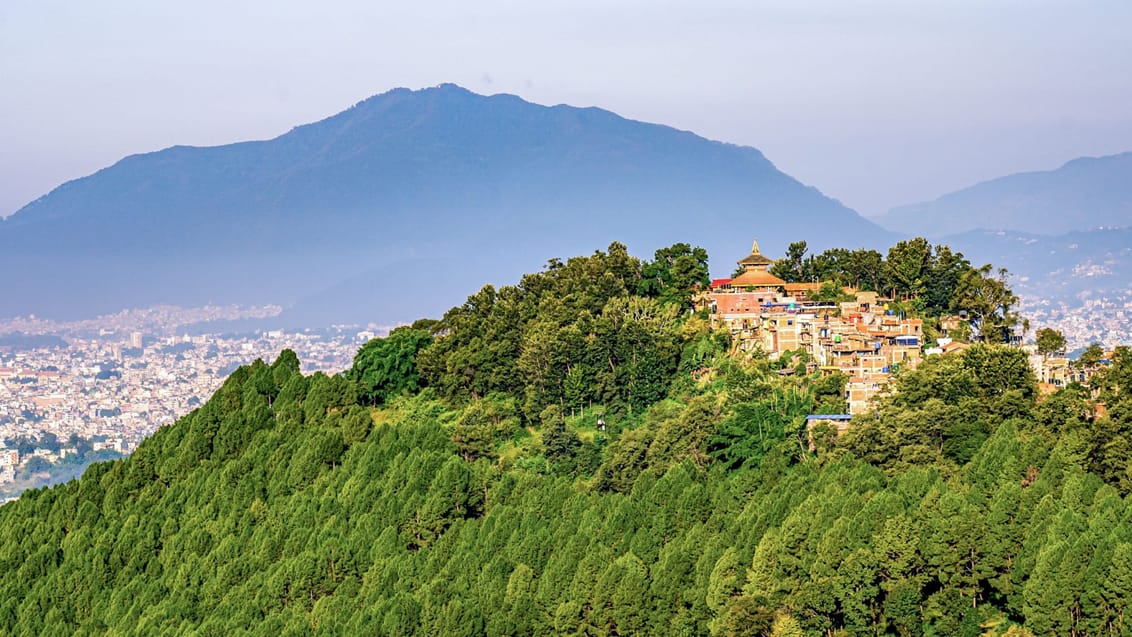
(769, 239, 1019, 342)
(2, 243, 1131, 636)
(348, 323, 434, 405)
(1034, 327, 1066, 358)
(417, 242, 696, 420)
(637, 242, 711, 307)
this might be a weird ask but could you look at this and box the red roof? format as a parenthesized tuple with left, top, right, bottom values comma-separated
(711, 278, 733, 289)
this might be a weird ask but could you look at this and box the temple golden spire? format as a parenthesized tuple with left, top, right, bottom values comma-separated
(737, 238, 774, 271)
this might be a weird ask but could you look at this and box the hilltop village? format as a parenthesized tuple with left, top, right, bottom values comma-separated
(697, 240, 1116, 420)
(698, 241, 924, 416)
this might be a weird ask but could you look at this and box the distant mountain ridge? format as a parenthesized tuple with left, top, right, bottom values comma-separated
(876, 151, 1132, 238)
(0, 83, 892, 325)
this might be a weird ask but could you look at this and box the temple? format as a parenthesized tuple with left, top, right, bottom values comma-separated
(704, 241, 785, 322)
(730, 241, 786, 288)
(699, 239, 926, 415)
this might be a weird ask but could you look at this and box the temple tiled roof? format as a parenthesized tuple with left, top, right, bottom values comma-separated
(730, 269, 786, 288)
(737, 239, 775, 268)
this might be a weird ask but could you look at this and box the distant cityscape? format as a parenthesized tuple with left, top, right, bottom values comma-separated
(0, 305, 392, 495)
(1019, 287, 1132, 352)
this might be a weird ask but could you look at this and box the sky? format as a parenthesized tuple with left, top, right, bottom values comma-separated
(2, 0, 1132, 218)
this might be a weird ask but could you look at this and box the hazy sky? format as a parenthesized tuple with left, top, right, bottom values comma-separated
(3, 0, 1131, 218)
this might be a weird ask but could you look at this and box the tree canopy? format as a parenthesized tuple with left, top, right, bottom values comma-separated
(767, 238, 1023, 342)
(1035, 327, 1067, 357)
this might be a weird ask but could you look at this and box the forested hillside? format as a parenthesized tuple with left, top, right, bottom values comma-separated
(2, 242, 1132, 636)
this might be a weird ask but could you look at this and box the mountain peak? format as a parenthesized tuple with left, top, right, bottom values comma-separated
(1059, 150, 1132, 172)
(361, 82, 476, 103)
(0, 85, 890, 322)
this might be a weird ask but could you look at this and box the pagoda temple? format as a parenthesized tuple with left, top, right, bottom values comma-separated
(700, 239, 785, 320)
(729, 239, 786, 288)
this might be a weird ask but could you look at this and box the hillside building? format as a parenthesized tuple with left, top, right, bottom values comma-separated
(703, 239, 928, 416)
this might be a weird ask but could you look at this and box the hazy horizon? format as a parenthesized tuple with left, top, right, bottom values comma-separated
(3, 1, 1132, 219)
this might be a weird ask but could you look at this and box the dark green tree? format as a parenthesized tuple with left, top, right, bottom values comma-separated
(885, 237, 933, 300)
(638, 243, 711, 308)
(1075, 342, 1105, 370)
(1035, 327, 1067, 358)
(924, 244, 971, 314)
(952, 265, 1019, 343)
(348, 327, 433, 405)
(542, 420, 582, 477)
(770, 241, 809, 283)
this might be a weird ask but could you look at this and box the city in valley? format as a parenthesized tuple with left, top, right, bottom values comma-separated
(0, 304, 386, 499)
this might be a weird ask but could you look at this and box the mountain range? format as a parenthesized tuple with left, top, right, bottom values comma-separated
(0, 84, 890, 326)
(875, 152, 1132, 238)
(869, 152, 1132, 309)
